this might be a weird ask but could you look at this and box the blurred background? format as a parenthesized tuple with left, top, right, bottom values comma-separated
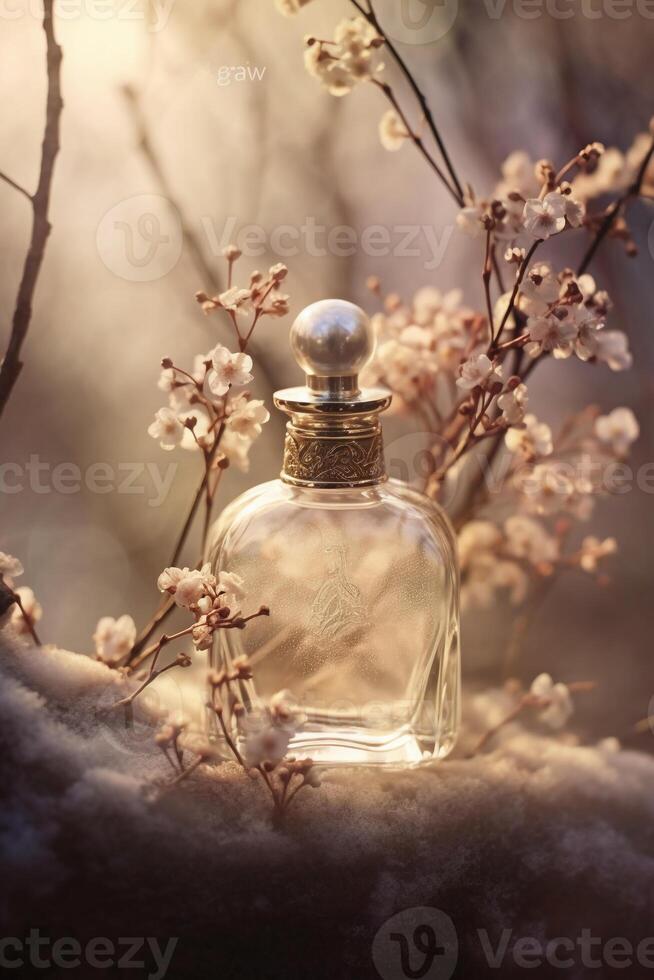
(1, 0, 652, 740)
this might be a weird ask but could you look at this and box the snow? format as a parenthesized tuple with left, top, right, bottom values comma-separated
(1, 630, 653, 978)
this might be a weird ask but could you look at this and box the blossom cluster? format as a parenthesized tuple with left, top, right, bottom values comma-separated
(195, 260, 289, 320)
(303, 17, 383, 97)
(208, 661, 321, 807)
(455, 135, 653, 250)
(147, 254, 288, 473)
(499, 263, 631, 371)
(360, 286, 481, 407)
(0, 551, 42, 639)
(457, 400, 638, 610)
(457, 150, 589, 242)
(157, 564, 254, 652)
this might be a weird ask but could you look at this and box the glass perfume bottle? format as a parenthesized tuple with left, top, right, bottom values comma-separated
(206, 299, 460, 767)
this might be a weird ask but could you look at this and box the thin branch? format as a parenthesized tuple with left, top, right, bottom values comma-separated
(14, 593, 42, 646)
(0, 170, 32, 202)
(0, 0, 63, 421)
(353, 0, 464, 204)
(577, 133, 654, 275)
(128, 593, 176, 663)
(482, 227, 495, 342)
(112, 647, 192, 711)
(371, 80, 460, 205)
(158, 753, 207, 793)
(169, 473, 209, 568)
(494, 239, 542, 343)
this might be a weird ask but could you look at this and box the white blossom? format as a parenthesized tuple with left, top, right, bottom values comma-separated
(456, 353, 502, 392)
(462, 554, 528, 610)
(458, 522, 528, 610)
(526, 315, 577, 359)
(148, 407, 185, 451)
(218, 570, 247, 602)
(593, 330, 633, 371)
(262, 291, 290, 318)
(497, 150, 541, 201)
(218, 286, 254, 316)
(505, 414, 553, 458)
(519, 262, 560, 315)
(504, 515, 559, 565)
(595, 407, 639, 456)
(530, 673, 573, 729)
(304, 17, 383, 97)
(269, 262, 288, 282)
(191, 622, 214, 651)
(10, 586, 42, 637)
(0, 552, 24, 582)
(456, 205, 485, 239)
(498, 383, 528, 425)
(220, 429, 254, 472)
(178, 565, 215, 609)
(179, 406, 211, 452)
(93, 614, 136, 663)
(520, 462, 593, 520)
(269, 689, 307, 733)
(561, 192, 585, 228)
(244, 724, 291, 768)
(157, 566, 186, 593)
(157, 564, 215, 609)
(579, 536, 617, 573)
(207, 345, 253, 397)
(523, 192, 567, 239)
(372, 340, 428, 400)
(226, 396, 270, 440)
(379, 109, 408, 151)
(458, 521, 502, 569)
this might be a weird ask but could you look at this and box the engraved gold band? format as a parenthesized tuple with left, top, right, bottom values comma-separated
(281, 423, 386, 488)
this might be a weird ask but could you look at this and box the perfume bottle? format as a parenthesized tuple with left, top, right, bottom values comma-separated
(206, 299, 460, 766)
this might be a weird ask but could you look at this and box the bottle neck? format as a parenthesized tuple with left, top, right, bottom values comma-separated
(280, 412, 386, 489)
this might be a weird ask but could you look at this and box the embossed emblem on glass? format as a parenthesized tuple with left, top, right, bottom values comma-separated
(205, 299, 461, 767)
(307, 541, 368, 639)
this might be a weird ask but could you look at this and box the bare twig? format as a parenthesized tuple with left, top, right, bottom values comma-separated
(0, 1, 63, 421)
(482, 226, 495, 342)
(471, 681, 596, 756)
(14, 592, 42, 646)
(158, 753, 207, 793)
(351, 0, 464, 204)
(577, 133, 654, 275)
(371, 79, 460, 204)
(0, 170, 32, 202)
